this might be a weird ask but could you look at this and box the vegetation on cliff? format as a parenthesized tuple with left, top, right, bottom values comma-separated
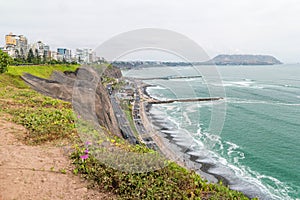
(0, 65, 79, 145)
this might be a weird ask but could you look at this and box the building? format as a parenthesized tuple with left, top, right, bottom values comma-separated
(30, 41, 50, 60)
(4, 33, 28, 58)
(57, 48, 72, 62)
(2, 32, 102, 63)
(5, 32, 17, 46)
(17, 35, 28, 57)
(74, 48, 92, 63)
(49, 51, 58, 61)
(75, 48, 100, 64)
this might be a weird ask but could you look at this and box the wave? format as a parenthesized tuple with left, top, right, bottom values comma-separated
(147, 85, 167, 90)
(194, 129, 295, 200)
(226, 98, 300, 106)
(215, 79, 300, 91)
(212, 80, 264, 89)
(149, 104, 295, 200)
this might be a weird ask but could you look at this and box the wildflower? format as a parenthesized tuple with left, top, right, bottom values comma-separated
(85, 141, 91, 146)
(80, 154, 89, 160)
(84, 149, 89, 154)
(77, 115, 81, 119)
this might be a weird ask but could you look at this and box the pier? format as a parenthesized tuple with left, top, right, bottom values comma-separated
(133, 75, 203, 81)
(148, 97, 223, 104)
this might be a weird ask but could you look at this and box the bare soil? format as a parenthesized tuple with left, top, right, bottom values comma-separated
(0, 114, 115, 200)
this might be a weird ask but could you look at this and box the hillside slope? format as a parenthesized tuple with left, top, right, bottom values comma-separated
(21, 66, 121, 138)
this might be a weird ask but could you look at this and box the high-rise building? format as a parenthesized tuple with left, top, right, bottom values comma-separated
(5, 32, 17, 46)
(30, 41, 50, 60)
(4, 33, 28, 58)
(57, 48, 72, 62)
(16, 35, 28, 58)
(75, 48, 98, 64)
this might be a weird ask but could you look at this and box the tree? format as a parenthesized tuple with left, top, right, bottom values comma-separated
(27, 48, 35, 63)
(19, 48, 26, 62)
(43, 50, 48, 63)
(15, 49, 20, 58)
(34, 49, 41, 64)
(0, 50, 12, 73)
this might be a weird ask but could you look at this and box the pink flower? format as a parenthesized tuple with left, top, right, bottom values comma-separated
(80, 154, 89, 160)
(84, 149, 89, 154)
(85, 141, 91, 146)
(77, 115, 81, 119)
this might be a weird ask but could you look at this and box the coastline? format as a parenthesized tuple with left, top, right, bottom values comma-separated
(137, 82, 271, 199)
(138, 82, 230, 185)
(128, 76, 271, 199)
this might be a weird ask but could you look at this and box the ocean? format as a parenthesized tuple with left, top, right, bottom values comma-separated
(123, 64, 300, 200)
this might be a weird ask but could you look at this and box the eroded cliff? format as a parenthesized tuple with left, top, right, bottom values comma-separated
(21, 66, 122, 138)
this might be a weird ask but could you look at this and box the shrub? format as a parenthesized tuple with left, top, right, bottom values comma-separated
(0, 50, 12, 73)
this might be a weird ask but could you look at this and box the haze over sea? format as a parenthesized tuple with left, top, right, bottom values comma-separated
(124, 64, 300, 200)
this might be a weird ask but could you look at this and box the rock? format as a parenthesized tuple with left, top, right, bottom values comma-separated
(76, 187, 88, 193)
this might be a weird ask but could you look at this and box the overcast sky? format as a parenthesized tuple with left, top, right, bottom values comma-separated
(1, 0, 300, 63)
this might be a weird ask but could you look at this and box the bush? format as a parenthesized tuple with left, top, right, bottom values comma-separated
(0, 50, 12, 73)
(71, 145, 254, 200)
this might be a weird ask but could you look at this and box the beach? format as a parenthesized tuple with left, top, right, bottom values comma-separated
(134, 79, 228, 185)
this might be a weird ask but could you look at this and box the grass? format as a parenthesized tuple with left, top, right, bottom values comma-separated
(0, 64, 79, 145)
(0, 64, 79, 88)
(72, 143, 255, 200)
(0, 64, 258, 199)
(7, 64, 79, 78)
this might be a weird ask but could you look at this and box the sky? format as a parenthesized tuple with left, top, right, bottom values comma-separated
(0, 0, 300, 63)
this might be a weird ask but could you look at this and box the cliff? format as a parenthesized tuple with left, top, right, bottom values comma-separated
(21, 66, 122, 138)
(103, 65, 122, 78)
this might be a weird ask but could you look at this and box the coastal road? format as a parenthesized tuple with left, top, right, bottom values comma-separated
(110, 94, 138, 145)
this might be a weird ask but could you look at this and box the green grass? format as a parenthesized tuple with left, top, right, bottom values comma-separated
(72, 144, 256, 200)
(7, 64, 79, 78)
(0, 64, 79, 145)
(0, 64, 79, 88)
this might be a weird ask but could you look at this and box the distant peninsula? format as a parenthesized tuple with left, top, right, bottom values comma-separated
(207, 54, 282, 65)
(112, 54, 282, 68)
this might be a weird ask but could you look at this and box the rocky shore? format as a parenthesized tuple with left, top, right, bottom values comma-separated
(135, 81, 230, 185)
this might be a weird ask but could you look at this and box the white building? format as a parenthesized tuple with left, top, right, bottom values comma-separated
(75, 48, 98, 64)
(57, 48, 72, 62)
(30, 41, 50, 60)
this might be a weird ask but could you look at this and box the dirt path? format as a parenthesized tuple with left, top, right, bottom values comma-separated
(0, 115, 115, 200)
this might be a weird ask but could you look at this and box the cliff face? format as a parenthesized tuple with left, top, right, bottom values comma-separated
(209, 54, 282, 65)
(103, 65, 122, 78)
(21, 66, 122, 138)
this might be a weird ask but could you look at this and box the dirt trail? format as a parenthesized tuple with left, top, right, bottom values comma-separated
(0, 115, 115, 200)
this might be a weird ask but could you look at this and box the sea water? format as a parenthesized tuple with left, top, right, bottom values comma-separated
(123, 64, 300, 200)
